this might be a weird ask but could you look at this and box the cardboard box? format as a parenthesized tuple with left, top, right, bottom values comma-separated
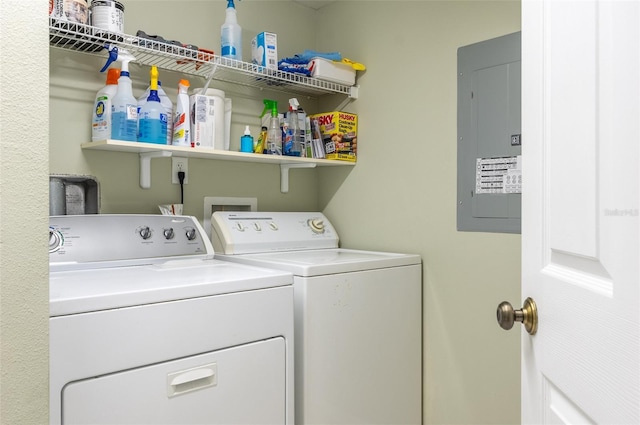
(189, 94, 225, 149)
(251, 32, 278, 70)
(308, 111, 358, 161)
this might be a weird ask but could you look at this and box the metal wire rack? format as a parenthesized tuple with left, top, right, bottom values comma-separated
(49, 18, 356, 99)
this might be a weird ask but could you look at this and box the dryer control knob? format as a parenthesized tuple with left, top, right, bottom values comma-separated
(185, 227, 197, 241)
(49, 228, 64, 253)
(139, 226, 152, 240)
(308, 218, 325, 234)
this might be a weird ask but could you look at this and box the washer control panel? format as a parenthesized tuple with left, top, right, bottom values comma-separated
(49, 215, 213, 269)
(211, 211, 339, 254)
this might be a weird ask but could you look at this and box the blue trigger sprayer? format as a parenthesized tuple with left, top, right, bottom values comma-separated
(101, 45, 138, 141)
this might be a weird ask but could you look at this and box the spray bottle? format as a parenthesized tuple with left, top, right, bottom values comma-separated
(284, 98, 302, 156)
(91, 67, 120, 142)
(101, 46, 138, 142)
(221, 0, 242, 60)
(172, 79, 191, 147)
(138, 81, 174, 144)
(261, 99, 281, 155)
(138, 66, 168, 144)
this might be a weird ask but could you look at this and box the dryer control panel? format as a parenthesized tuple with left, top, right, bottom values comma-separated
(211, 212, 339, 254)
(49, 215, 213, 270)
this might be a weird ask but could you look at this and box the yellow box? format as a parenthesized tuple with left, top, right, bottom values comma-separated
(308, 111, 357, 160)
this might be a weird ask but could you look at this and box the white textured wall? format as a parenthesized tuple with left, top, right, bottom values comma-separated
(316, 2, 522, 424)
(0, 0, 50, 423)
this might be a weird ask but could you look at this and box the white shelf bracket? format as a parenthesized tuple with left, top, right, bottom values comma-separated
(280, 163, 316, 193)
(140, 151, 172, 189)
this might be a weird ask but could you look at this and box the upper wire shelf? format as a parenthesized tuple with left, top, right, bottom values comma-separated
(49, 18, 357, 99)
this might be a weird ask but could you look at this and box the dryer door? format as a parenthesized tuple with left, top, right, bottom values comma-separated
(62, 337, 286, 424)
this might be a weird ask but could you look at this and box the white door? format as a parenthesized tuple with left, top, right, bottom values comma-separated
(519, 0, 639, 424)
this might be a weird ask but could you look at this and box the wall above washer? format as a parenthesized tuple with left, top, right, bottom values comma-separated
(292, 0, 336, 10)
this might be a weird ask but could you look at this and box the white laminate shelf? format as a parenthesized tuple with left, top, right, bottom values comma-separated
(82, 140, 355, 193)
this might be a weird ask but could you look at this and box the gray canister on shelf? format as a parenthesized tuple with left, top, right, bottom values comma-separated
(90, 0, 125, 33)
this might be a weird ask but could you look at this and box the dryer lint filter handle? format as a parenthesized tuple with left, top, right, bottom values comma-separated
(211, 211, 339, 255)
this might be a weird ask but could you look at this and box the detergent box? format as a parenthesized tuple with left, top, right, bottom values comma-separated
(251, 32, 278, 70)
(308, 111, 358, 162)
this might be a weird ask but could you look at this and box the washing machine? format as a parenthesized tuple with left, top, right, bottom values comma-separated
(211, 211, 422, 425)
(49, 214, 294, 425)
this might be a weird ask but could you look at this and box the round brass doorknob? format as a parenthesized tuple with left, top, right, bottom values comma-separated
(496, 297, 538, 335)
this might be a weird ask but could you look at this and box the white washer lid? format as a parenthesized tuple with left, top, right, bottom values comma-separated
(50, 259, 292, 316)
(215, 248, 421, 277)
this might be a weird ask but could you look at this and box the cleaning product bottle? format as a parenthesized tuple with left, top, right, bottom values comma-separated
(221, 0, 242, 60)
(137, 66, 168, 144)
(254, 126, 267, 154)
(105, 46, 138, 142)
(91, 67, 120, 142)
(261, 99, 281, 155)
(284, 98, 302, 156)
(138, 81, 174, 144)
(240, 125, 253, 153)
(172, 79, 191, 147)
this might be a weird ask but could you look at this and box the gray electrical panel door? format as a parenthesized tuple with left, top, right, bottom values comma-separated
(457, 32, 521, 234)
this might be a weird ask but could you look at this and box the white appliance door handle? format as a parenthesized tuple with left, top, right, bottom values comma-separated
(167, 363, 217, 397)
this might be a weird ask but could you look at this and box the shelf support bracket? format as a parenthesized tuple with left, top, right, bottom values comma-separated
(280, 163, 316, 193)
(140, 151, 172, 189)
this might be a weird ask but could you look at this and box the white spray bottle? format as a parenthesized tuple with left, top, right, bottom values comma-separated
(172, 79, 191, 147)
(221, 0, 242, 60)
(102, 46, 138, 142)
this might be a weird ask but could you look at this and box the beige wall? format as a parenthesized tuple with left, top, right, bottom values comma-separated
(3, 0, 520, 423)
(316, 2, 522, 424)
(0, 0, 50, 423)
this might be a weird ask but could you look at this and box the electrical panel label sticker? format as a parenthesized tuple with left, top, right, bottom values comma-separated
(475, 155, 522, 194)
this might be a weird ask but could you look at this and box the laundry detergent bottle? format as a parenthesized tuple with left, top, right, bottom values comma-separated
(221, 0, 242, 60)
(138, 66, 168, 144)
(91, 67, 120, 142)
(106, 47, 138, 142)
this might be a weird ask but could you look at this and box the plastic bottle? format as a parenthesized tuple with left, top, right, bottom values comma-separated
(284, 98, 302, 156)
(221, 0, 242, 60)
(261, 99, 281, 155)
(91, 67, 120, 142)
(254, 126, 267, 154)
(107, 47, 138, 142)
(138, 81, 174, 144)
(137, 66, 168, 144)
(172, 79, 191, 147)
(240, 125, 253, 153)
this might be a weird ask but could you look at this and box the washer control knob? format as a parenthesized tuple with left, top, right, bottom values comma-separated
(269, 222, 278, 231)
(163, 228, 175, 240)
(49, 228, 64, 253)
(308, 218, 325, 234)
(253, 222, 261, 231)
(185, 227, 197, 241)
(139, 226, 152, 240)
(236, 222, 245, 232)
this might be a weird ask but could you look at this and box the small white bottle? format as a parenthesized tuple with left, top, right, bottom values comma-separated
(221, 0, 242, 60)
(172, 79, 191, 147)
(92, 67, 120, 142)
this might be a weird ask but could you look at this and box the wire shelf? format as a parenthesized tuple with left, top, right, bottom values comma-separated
(49, 18, 355, 99)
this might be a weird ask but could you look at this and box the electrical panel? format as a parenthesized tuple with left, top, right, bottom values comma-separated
(457, 32, 521, 234)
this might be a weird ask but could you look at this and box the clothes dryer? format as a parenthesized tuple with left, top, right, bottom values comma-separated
(211, 211, 422, 425)
(49, 214, 294, 425)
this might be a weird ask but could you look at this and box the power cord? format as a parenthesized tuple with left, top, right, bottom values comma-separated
(178, 171, 185, 204)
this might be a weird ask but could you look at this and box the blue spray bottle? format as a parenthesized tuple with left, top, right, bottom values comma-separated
(221, 0, 242, 60)
(137, 66, 168, 144)
(101, 46, 138, 142)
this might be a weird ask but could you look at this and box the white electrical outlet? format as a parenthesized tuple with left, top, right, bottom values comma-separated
(171, 157, 188, 184)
